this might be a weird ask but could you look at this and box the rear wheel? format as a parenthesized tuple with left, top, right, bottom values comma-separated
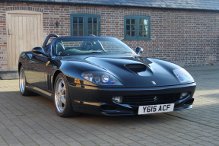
(19, 67, 33, 96)
(54, 73, 78, 117)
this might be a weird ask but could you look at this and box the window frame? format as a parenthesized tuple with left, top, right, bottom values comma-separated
(124, 16, 151, 40)
(70, 14, 100, 36)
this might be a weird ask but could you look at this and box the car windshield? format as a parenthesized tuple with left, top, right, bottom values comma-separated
(54, 37, 135, 56)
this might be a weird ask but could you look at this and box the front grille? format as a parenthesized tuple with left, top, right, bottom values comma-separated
(122, 93, 181, 105)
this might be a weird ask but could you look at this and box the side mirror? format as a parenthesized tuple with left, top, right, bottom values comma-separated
(32, 47, 47, 56)
(135, 47, 143, 55)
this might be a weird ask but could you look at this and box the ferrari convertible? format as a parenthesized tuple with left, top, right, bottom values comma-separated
(18, 34, 196, 117)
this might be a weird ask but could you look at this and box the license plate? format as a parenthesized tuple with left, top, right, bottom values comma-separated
(138, 103, 174, 115)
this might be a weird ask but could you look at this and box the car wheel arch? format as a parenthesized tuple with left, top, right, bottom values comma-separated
(52, 70, 63, 90)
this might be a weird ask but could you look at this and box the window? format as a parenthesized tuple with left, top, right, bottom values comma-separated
(124, 16, 150, 40)
(70, 14, 100, 36)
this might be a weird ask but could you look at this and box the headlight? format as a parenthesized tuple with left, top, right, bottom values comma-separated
(81, 71, 122, 85)
(173, 68, 194, 83)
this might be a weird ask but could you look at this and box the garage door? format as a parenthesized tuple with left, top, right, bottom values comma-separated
(6, 10, 43, 71)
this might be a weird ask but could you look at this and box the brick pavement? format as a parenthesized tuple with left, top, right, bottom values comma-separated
(0, 65, 219, 146)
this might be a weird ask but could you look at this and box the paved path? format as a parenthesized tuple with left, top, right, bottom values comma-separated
(0, 65, 219, 146)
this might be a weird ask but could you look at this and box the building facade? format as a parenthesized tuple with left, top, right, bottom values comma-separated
(0, 1, 219, 78)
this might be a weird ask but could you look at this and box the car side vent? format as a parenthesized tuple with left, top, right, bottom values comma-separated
(125, 64, 147, 72)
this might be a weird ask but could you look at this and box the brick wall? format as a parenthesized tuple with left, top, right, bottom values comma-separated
(0, 4, 7, 71)
(0, 2, 219, 71)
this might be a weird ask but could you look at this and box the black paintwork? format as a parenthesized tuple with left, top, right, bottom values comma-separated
(18, 35, 196, 115)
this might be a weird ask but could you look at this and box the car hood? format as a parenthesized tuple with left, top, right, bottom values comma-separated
(80, 56, 181, 88)
(60, 55, 186, 88)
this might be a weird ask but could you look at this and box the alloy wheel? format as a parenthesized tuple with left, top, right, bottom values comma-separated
(55, 78, 67, 113)
(19, 68, 25, 94)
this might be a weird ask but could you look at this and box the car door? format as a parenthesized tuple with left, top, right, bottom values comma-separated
(25, 34, 58, 94)
(26, 51, 49, 91)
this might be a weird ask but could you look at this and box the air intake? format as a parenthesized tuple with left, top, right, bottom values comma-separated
(125, 64, 147, 72)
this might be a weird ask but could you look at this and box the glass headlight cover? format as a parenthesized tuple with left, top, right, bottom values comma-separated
(173, 68, 194, 83)
(81, 71, 122, 85)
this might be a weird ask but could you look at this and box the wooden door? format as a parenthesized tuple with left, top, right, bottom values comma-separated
(6, 11, 43, 71)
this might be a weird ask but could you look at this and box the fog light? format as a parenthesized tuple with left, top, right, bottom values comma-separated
(112, 96, 123, 103)
(180, 92, 189, 99)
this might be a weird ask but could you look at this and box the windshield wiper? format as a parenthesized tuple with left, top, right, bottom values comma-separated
(87, 50, 105, 54)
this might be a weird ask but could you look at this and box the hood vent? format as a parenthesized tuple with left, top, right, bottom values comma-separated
(125, 64, 147, 73)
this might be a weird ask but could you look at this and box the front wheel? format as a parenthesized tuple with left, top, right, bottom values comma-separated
(54, 73, 78, 117)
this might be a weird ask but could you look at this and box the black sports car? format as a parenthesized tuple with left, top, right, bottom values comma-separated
(18, 34, 196, 117)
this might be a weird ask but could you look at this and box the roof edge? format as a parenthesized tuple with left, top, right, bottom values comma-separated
(3, 0, 219, 12)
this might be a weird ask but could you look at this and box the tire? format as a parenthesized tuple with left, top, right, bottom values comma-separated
(19, 66, 34, 96)
(54, 73, 78, 117)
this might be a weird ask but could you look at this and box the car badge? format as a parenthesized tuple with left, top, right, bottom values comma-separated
(154, 96, 158, 101)
(152, 81, 156, 85)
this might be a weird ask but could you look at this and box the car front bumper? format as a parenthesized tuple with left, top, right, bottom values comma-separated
(69, 83, 196, 116)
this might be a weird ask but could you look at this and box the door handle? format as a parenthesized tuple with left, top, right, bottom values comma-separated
(8, 29, 12, 35)
(29, 60, 35, 64)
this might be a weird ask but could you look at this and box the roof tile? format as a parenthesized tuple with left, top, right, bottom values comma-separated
(12, 0, 219, 11)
